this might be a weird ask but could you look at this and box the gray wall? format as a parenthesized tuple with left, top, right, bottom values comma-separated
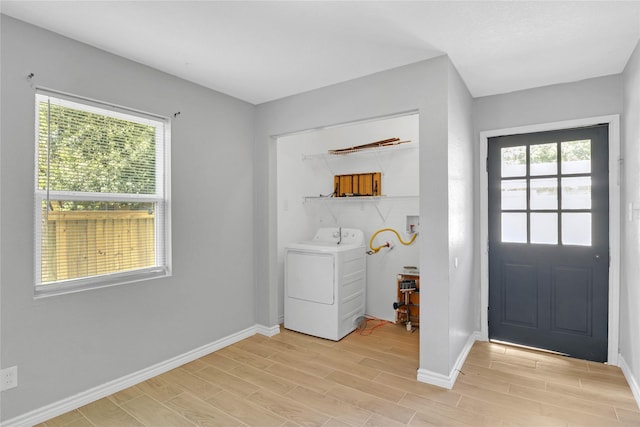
(447, 62, 477, 368)
(1, 16, 255, 421)
(622, 40, 640, 396)
(254, 55, 478, 378)
(473, 76, 623, 131)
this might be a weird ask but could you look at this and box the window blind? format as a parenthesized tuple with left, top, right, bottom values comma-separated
(35, 90, 170, 295)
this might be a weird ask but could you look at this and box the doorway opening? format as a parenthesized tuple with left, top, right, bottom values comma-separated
(275, 113, 420, 339)
(480, 116, 621, 364)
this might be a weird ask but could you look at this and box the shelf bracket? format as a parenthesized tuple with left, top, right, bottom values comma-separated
(304, 197, 338, 223)
(373, 200, 393, 223)
(321, 155, 335, 176)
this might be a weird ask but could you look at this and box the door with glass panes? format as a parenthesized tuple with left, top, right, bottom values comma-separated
(488, 125, 609, 362)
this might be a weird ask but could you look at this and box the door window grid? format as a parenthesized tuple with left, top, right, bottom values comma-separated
(500, 140, 592, 246)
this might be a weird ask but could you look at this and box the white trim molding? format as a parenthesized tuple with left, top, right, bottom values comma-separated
(256, 323, 281, 337)
(417, 331, 480, 389)
(479, 115, 621, 365)
(0, 324, 280, 427)
(619, 353, 640, 410)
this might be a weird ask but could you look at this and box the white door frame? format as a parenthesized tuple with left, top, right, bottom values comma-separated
(479, 115, 621, 365)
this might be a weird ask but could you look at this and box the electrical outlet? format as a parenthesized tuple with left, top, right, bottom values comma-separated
(1, 366, 18, 391)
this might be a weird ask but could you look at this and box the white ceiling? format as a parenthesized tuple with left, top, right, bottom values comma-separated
(2, 1, 640, 105)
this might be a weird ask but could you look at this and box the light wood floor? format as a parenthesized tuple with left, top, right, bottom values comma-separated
(38, 322, 640, 427)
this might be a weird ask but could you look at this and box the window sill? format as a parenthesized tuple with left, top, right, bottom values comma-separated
(34, 267, 171, 299)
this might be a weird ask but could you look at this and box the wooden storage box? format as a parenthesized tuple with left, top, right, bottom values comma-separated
(334, 172, 381, 197)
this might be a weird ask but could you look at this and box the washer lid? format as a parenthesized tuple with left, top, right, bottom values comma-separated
(311, 227, 364, 246)
(286, 240, 363, 252)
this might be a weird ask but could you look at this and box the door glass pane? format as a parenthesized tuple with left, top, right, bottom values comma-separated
(501, 146, 526, 177)
(501, 179, 527, 210)
(530, 143, 557, 176)
(561, 140, 591, 174)
(531, 213, 558, 244)
(502, 213, 527, 243)
(562, 177, 591, 209)
(562, 213, 591, 246)
(530, 178, 558, 209)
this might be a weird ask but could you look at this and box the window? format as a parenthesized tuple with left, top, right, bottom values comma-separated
(499, 139, 592, 246)
(35, 90, 170, 296)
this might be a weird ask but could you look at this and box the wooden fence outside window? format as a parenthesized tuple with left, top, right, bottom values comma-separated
(41, 210, 155, 283)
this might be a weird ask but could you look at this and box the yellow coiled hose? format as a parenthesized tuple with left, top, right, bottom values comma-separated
(368, 228, 418, 254)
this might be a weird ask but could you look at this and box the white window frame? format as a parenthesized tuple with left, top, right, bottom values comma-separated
(34, 89, 171, 298)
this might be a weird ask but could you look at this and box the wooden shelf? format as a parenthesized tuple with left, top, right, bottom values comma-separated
(302, 195, 417, 202)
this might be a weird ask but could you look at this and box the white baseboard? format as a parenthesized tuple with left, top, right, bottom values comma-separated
(1, 324, 278, 427)
(416, 367, 458, 389)
(255, 323, 281, 337)
(417, 331, 480, 390)
(619, 353, 640, 410)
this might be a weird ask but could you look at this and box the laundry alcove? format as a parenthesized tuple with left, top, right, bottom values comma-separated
(276, 113, 420, 332)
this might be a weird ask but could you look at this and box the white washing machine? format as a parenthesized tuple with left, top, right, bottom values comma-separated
(284, 227, 366, 341)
